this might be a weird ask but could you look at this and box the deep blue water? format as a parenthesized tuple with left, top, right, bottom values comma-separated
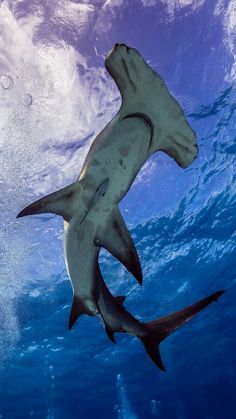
(0, 1, 236, 418)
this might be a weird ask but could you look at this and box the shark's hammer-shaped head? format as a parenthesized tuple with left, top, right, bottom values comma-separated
(105, 44, 198, 169)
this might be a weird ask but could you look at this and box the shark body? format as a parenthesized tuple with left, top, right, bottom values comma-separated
(17, 44, 224, 370)
(68, 214, 224, 370)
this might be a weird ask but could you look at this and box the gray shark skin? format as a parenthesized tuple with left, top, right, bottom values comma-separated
(17, 44, 224, 370)
(64, 216, 224, 371)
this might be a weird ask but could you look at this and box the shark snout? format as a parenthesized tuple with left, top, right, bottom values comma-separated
(113, 43, 130, 52)
(108, 44, 132, 60)
(178, 142, 198, 168)
(105, 44, 136, 93)
(193, 143, 198, 158)
(164, 137, 198, 169)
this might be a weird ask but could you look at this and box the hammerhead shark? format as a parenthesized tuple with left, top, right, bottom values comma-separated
(17, 44, 224, 370)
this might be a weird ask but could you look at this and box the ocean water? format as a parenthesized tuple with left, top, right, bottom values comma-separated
(0, 1, 236, 418)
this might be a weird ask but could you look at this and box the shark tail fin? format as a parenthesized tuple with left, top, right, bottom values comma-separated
(17, 182, 80, 222)
(140, 290, 225, 371)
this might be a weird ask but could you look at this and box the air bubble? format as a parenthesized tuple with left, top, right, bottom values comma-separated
(22, 93, 33, 107)
(0, 74, 13, 90)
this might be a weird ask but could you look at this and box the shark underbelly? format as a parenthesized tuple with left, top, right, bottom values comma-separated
(79, 116, 150, 205)
(62, 119, 149, 316)
(64, 219, 100, 313)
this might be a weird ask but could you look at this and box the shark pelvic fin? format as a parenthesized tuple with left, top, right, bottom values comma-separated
(68, 295, 93, 330)
(94, 206, 142, 285)
(141, 290, 225, 371)
(105, 324, 116, 343)
(17, 182, 80, 222)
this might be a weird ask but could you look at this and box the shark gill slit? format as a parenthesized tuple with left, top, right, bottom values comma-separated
(123, 112, 154, 150)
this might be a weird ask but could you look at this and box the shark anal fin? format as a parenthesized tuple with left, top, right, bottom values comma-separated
(94, 206, 142, 285)
(17, 182, 80, 222)
(105, 324, 116, 343)
(115, 295, 126, 306)
(69, 295, 93, 330)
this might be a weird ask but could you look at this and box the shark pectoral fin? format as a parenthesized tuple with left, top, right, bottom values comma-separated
(105, 324, 116, 343)
(94, 206, 142, 285)
(68, 295, 93, 330)
(115, 295, 126, 306)
(17, 181, 80, 222)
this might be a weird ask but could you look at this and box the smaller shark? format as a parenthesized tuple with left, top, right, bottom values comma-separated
(17, 44, 224, 369)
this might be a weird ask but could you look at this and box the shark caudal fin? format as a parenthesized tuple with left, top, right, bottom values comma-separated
(140, 290, 225, 371)
(17, 182, 80, 222)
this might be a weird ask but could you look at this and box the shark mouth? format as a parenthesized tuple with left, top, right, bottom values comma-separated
(123, 112, 154, 150)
